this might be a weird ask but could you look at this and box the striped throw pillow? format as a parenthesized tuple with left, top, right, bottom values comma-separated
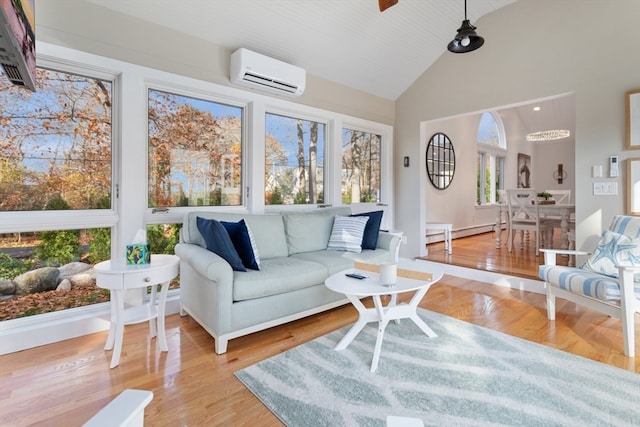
(327, 215, 369, 253)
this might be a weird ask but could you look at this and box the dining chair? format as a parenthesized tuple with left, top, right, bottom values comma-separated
(506, 189, 553, 256)
(545, 189, 571, 204)
(543, 189, 575, 244)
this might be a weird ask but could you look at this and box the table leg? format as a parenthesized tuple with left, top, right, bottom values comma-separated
(560, 211, 569, 250)
(109, 289, 125, 369)
(335, 294, 377, 351)
(104, 291, 116, 351)
(149, 285, 157, 339)
(495, 207, 503, 248)
(157, 281, 169, 352)
(371, 295, 389, 373)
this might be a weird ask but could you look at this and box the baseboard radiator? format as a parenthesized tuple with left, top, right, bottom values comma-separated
(425, 222, 505, 244)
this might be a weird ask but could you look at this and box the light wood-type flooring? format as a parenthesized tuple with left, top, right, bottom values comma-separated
(1, 233, 638, 426)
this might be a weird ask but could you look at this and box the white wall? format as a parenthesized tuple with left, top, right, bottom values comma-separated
(396, 0, 640, 258)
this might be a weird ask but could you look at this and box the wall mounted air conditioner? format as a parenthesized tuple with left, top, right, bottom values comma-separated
(230, 48, 305, 97)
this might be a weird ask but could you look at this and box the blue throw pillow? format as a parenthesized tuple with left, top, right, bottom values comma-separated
(221, 219, 260, 270)
(351, 210, 384, 249)
(196, 217, 246, 272)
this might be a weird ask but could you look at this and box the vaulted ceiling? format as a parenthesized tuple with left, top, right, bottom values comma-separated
(87, 0, 516, 101)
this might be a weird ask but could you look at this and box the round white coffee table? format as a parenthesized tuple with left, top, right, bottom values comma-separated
(94, 254, 179, 368)
(325, 258, 443, 372)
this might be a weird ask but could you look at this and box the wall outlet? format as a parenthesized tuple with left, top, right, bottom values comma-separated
(402, 235, 407, 245)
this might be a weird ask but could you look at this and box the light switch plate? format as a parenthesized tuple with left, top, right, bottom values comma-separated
(593, 182, 618, 195)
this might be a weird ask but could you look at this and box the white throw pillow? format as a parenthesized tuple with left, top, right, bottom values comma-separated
(245, 222, 261, 268)
(581, 230, 640, 278)
(327, 215, 369, 253)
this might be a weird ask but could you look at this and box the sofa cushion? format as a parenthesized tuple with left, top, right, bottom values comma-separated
(182, 211, 288, 259)
(196, 217, 246, 272)
(221, 219, 260, 270)
(351, 210, 383, 249)
(232, 257, 328, 301)
(291, 248, 393, 276)
(327, 215, 369, 253)
(281, 207, 351, 255)
(581, 230, 640, 278)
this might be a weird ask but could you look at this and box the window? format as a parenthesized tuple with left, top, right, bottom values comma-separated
(264, 112, 325, 205)
(148, 89, 243, 207)
(476, 112, 506, 205)
(341, 128, 381, 203)
(0, 66, 114, 320)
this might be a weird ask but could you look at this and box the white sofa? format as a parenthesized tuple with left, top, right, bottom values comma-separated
(175, 206, 400, 354)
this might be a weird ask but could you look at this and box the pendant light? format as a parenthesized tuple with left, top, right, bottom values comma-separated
(447, 0, 484, 53)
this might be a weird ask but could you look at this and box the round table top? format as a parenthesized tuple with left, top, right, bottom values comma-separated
(325, 258, 443, 297)
(94, 254, 179, 274)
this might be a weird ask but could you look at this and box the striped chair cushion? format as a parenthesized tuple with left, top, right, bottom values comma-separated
(539, 265, 640, 302)
(609, 215, 640, 237)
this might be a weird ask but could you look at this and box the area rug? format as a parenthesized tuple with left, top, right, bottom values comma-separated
(235, 308, 640, 427)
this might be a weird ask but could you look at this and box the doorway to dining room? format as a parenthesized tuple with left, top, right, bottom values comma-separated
(419, 93, 576, 278)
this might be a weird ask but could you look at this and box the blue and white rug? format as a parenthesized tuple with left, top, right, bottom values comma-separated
(235, 308, 640, 427)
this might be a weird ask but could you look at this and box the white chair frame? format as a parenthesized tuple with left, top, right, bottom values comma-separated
(542, 249, 639, 357)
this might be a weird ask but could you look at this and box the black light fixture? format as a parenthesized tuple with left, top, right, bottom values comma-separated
(447, 0, 484, 53)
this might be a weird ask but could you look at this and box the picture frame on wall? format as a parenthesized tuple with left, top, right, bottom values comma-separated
(627, 157, 640, 216)
(626, 89, 640, 150)
(517, 153, 531, 188)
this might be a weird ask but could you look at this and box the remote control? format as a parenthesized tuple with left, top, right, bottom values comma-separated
(345, 273, 367, 280)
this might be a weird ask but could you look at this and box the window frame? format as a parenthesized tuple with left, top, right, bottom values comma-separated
(144, 83, 248, 223)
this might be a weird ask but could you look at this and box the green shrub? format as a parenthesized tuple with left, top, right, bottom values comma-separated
(0, 253, 33, 279)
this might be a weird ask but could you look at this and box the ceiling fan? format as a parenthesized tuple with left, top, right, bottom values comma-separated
(378, 0, 398, 12)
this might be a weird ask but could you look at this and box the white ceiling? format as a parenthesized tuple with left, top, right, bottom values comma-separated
(87, 0, 516, 101)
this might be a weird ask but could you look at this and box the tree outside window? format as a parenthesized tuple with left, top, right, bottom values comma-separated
(341, 128, 381, 204)
(148, 89, 243, 207)
(264, 113, 324, 205)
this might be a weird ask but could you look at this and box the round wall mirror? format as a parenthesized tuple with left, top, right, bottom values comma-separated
(426, 132, 455, 190)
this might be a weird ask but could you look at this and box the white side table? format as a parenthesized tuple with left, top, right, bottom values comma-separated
(94, 254, 179, 368)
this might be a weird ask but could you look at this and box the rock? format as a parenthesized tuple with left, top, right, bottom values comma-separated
(13, 267, 61, 295)
(58, 262, 91, 279)
(56, 279, 72, 292)
(0, 279, 15, 295)
(69, 270, 96, 288)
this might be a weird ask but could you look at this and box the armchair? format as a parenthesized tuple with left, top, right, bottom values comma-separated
(539, 215, 640, 356)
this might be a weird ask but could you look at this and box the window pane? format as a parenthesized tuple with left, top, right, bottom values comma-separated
(0, 227, 112, 321)
(265, 113, 324, 205)
(477, 111, 501, 147)
(341, 129, 381, 203)
(148, 90, 243, 207)
(0, 68, 112, 211)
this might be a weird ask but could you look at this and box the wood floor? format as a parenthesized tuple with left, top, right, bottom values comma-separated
(1, 233, 638, 426)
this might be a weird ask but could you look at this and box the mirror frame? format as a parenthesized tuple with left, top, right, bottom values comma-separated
(425, 132, 455, 190)
(626, 89, 640, 149)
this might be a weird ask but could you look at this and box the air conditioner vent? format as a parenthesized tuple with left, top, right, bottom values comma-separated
(230, 48, 305, 97)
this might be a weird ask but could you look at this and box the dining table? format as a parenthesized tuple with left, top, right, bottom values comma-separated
(495, 203, 575, 250)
